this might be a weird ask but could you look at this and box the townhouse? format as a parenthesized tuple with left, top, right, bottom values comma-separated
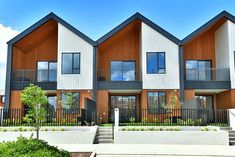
(4, 11, 235, 123)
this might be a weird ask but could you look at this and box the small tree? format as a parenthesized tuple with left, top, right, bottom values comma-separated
(21, 84, 48, 139)
(168, 90, 179, 123)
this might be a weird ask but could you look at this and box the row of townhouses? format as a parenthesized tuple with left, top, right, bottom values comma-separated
(4, 11, 235, 123)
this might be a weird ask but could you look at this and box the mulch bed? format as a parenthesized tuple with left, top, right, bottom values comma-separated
(70, 152, 92, 157)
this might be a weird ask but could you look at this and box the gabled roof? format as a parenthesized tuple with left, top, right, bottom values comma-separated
(97, 12, 180, 45)
(182, 10, 235, 44)
(7, 12, 95, 45)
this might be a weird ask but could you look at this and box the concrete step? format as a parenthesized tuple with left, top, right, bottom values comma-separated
(220, 127, 232, 131)
(97, 135, 113, 139)
(97, 139, 114, 143)
(98, 132, 113, 136)
(229, 130, 235, 133)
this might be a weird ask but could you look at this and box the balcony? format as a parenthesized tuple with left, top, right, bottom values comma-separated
(97, 69, 142, 90)
(184, 68, 231, 89)
(11, 70, 57, 90)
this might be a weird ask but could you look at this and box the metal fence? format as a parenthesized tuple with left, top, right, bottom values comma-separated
(116, 108, 228, 126)
(0, 108, 97, 126)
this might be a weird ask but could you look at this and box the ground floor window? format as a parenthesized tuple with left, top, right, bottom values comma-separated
(147, 92, 166, 113)
(195, 95, 213, 109)
(61, 92, 80, 110)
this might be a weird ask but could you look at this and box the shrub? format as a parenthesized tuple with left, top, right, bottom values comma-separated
(129, 117, 136, 123)
(141, 118, 147, 123)
(52, 128, 56, 131)
(45, 128, 48, 131)
(140, 128, 145, 131)
(0, 136, 69, 157)
(152, 118, 158, 123)
(61, 128, 65, 131)
(163, 118, 171, 124)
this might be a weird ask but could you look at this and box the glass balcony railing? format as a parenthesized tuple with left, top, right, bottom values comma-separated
(185, 68, 230, 81)
(11, 70, 57, 90)
(97, 69, 139, 81)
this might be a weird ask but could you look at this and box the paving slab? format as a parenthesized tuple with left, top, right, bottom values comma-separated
(53, 144, 235, 156)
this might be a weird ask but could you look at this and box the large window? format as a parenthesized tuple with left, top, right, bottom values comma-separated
(148, 92, 166, 113)
(195, 95, 213, 109)
(61, 92, 80, 110)
(37, 61, 57, 82)
(110, 61, 136, 81)
(147, 52, 165, 74)
(62, 53, 80, 74)
(186, 60, 212, 80)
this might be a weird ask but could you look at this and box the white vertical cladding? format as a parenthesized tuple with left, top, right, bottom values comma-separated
(141, 22, 179, 89)
(228, 21, 235, 89)
(57, 23, 93, 90)
(215, 21, 230, 69)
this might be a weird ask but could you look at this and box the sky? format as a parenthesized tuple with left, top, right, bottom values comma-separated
(0, 0, 235, 91)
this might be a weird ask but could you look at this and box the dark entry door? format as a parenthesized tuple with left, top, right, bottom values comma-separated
(109, 96, 136, 123)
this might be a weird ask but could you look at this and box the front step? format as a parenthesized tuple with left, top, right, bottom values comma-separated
(94, 127, 114, 144)
(229, 130, 235, 146)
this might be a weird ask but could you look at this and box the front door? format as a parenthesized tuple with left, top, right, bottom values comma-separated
(109, 96, 136, 123)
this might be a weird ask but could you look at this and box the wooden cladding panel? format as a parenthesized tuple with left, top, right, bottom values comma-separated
(98, 20, 141, 81)
(183, 18, 226, 68)
(12, 34, 57, 70)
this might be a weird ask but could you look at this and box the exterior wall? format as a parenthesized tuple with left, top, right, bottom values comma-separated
(97, 90, 109, 123)
(184, 90, 195, 101)
(10, 91, 22, 109)
(141, 22, 179, 89)
(12, 32, 57, 70)
(57, 23, 93, 90)
(215, 21, 230, 69)
(217, 90, 235, 109)
(0, 96, 4, 107)
(56, 90, 92, 109)
(97, 23, 141, 81)
(228, 21, 235, 89)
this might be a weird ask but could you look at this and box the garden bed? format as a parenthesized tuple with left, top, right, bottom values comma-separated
(115, 126, 229, 145)
(0, 126, 97, 144)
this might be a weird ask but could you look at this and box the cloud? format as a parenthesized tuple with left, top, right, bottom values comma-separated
(0, 23, 19, 91)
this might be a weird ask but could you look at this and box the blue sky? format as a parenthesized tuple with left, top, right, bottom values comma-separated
(0, 0, 235, 90)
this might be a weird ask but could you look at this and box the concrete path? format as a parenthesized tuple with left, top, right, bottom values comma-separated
(53, 144, 235, 156)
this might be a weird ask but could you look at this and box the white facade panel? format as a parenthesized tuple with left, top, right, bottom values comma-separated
(228, 21, 235, 89)
(215, 21, 230, 69)
(141, 22, 180, 89)
(57, 23, 93, 90)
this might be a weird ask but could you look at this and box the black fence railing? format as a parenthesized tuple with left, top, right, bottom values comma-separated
(0, 108, 97, 126)
(115, 108, 228, 126)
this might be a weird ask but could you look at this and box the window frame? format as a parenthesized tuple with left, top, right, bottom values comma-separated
(36, 61, 57, 82)
(110, 60, 136, 81)
(1, 96, 5, 103)
(61, 53, 81, 74)
(185, 60, 212, 81)
(147, 91, 166, 114)
(146, 52, 166, 74)
(61, 92, 80, 113)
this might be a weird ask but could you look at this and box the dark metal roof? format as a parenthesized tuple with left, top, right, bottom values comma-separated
(97, 12, 180, 45)
(182, 10, 235, 44)
(7, 12, 96, 45)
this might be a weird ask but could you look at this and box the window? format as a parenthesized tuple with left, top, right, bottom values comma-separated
(195, 95, 213, 110)
(186, 60, 211, 80)
(147, 52, 165, 74)
(37, 61, 57, 82)
(62, 53, 80, 74)
(110, 61, 135, 81)
(61, 92, 80, 110)
(1, 96, 5, 103)
(148, 92, 166, 113)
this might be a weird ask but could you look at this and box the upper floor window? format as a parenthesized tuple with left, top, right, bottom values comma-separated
(110, 61, 136, 81)
(186, 60, 211, 80)
(62, 53, 80, 74)
(37, 61, 57, 82)
(148, 92, 166, 113)
(147, 52, 165, 74)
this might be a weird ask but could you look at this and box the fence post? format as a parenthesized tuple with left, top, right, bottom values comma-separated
(228, 109, 235, 129)
(114, 108, 119, 131)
